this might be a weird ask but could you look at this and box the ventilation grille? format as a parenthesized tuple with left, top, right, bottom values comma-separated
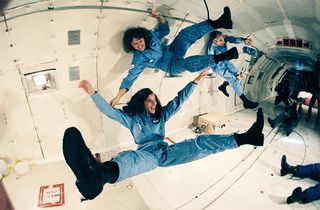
(68, 66, 80, 81)
(68, 30, 80, 45)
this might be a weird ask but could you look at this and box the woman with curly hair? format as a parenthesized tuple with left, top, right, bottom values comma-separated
(62, 68, 265, 200)
(110, 7, 239, 106)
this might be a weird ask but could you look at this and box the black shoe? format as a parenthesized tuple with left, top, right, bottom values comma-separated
(240, 94, 259, 109)
(256, 108, 264, 131)
(280, 155, 298, 176)
(243, 100, 259, 109)
(209, 6, 232, 29)
(234, 108, 264, 146)
(214, 47, 239, 63)
(267, 117, 275, 128)
(287, 187, 304, 204)
(63, 127, 103, 200)
(218, 81, 230, 97)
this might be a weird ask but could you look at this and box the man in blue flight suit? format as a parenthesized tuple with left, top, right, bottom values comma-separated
(110, 7, 239, 106)
(207, 30, 259, 109)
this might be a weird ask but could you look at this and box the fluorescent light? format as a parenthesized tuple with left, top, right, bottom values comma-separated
(33, 74, 46, 86)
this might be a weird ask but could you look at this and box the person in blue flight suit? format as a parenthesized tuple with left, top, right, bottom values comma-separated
(63, 68, 265, 200)
(110, 7, 239, 106)
(207, 30, 259, 109)
(280, 155, 320, 204)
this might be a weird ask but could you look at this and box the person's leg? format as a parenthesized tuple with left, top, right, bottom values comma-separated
(222, 70, 243, 96)
(295, 163, 320, 181)
(63, 127, 119, 199)
(169, 7, 232, 58)
(285, 123, 294, 136)
(306, 94, 316, 121)
(160, 134, 238, 167)
(160, 108, 264, 167)
(269, 113, 285, 128)
(170, 47, 238, 74)
(169, 20, 214, 58)
(301, 183, 320, 203)
(287, 184, 320, 204)
(111, 150, 159, 182)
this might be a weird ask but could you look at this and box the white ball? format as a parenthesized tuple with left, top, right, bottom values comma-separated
(14, 161, 30, 176)
(0, 159, 9, 176)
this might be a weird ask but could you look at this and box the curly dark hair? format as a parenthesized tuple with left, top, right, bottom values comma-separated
(122, 27, 152, 53)
(123, 88, 163, 120)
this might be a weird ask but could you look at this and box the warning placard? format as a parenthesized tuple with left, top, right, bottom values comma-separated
(38, 183, 65, 208)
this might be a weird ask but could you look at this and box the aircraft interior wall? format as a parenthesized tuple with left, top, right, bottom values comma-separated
(0, 0, 260, 161)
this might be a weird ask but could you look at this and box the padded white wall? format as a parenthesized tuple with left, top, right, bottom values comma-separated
(0, 0, 248, 161)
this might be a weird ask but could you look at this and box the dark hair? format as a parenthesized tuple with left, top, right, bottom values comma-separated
(123, 88, 163, 120)
(207, 30, 223, 50)
(210, 30, 223, 39)
(122, 27, 152, 53)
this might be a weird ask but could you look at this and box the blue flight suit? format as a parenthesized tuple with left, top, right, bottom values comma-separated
(207, 36, 244, 96)
(296, 163, 320, 203)
(91, 82, 238, 182)
(120, 20, 219, 91)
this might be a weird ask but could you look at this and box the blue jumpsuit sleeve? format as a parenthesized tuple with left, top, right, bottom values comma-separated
(153, 22, 170, 40)
(207, 43, 215, 55)
(224, 35, 243, 44)
(91, 92, 132, 128)
(162, 82, 196, 122)
(119, 63, 145, 90)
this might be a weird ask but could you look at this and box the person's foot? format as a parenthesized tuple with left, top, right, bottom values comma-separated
(234, 108, 264, 146)
(209, 6, 232, 29)
(280, 155, 298, 176)
(256, 108, 264, 131)
(240, 94, 259, 109)
(63, 127, 104, 200)
(287, 187, 304, 204)
(267, 117, 275, 128)
(218, 82, 229, 97)
(243, 100, 259, 109)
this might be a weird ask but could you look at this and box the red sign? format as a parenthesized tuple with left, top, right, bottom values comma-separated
(38, 183, 65, 208)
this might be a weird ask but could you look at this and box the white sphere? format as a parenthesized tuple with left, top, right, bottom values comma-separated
(0, 159, 9, 176)
(14, 161, 30, 176)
